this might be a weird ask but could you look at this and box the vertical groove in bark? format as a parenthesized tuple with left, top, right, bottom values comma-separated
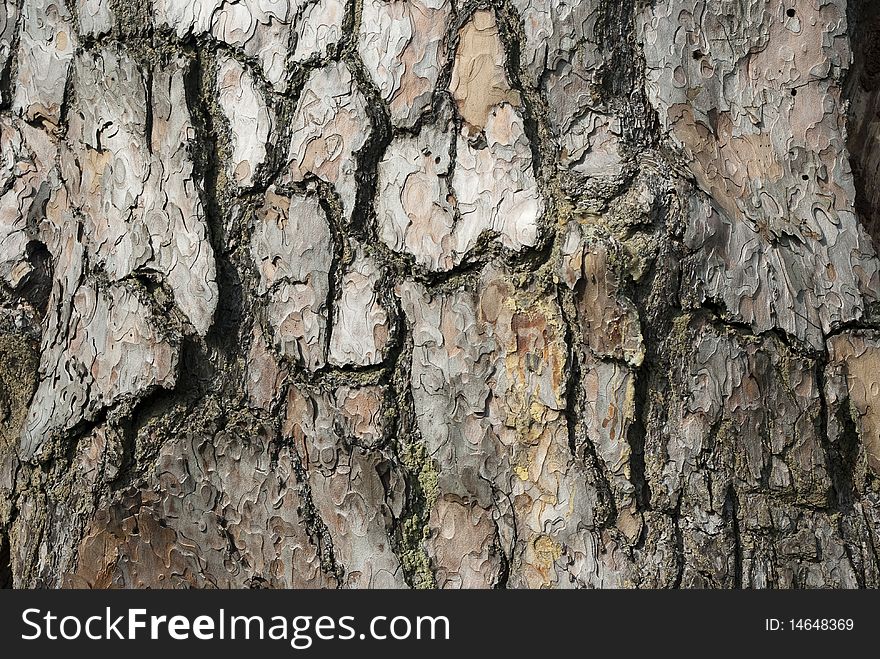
(846, 0, 880, 245)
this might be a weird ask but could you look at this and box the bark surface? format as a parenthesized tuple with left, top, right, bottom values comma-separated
(1, 0, 880, 589)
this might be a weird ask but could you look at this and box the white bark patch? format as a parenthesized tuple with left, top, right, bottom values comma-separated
(154, 0, 291, 89)
(376, 117, 457, 271)
(12, 0, 77, 128)
(377, 13, 544, 271)
(62, 48, 218, 335)
(329, 244, 389, 367)
(358, 0, 450, 128)
(216, 54, 273, 188)
(285, 61, 370, 223)
(452, 103, 542, 255)
(450, 11, 542, 255)
(154, 0, 345, 91)
(22, 274, 177, 460)
(252, 187, 332, 370)
(291, 0, 344, 63)
(76, 0, 114, 36)
(0, 117, 56, 287)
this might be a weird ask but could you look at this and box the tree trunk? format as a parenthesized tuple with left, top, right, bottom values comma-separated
(1, 0, 879, 589)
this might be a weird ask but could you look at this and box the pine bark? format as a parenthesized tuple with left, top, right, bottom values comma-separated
(1, 0, 880, 589)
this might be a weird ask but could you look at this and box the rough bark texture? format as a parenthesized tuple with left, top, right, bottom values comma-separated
(1, 0, 880, 589)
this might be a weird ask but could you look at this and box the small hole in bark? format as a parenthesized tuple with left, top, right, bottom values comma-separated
(787, 8, 796, 17)
(791, 88, 798, 96)
(435, 156, 441, 164)
(692, 50, 703, 60)
(802, 174, 809, 180)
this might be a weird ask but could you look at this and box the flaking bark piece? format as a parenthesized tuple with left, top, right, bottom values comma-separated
(0, 117, 57, 287)
(510, 0, 624, 176)
(252, 186, 332, 370)
(285, 61, 370, 224)
(12, 0, 77, 128)
(358, 0, 451, 129)
(216, 54, 274, 188)
(283, 385, 405, 587)
(61, 49, 218, 335)
(328, 244, 390, 368)
(76, 0, 114, 36)
(154, 0, 345, 91)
